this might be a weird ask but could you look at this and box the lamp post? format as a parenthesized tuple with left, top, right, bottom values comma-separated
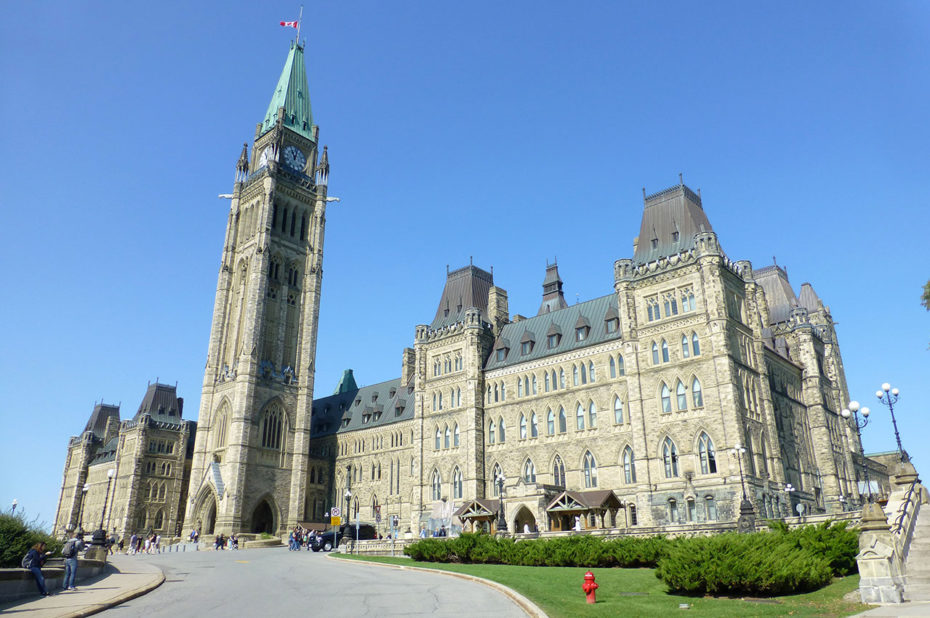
(99, 469, 116, 531)
(344, 489, 351, 550)
(495, 471, 507, 533)
(875, 383, 908, 462)
(731, 444, 755, 532)
(78, 483, 90, 533)
(731, 444, 748, 501)
(11, 499, 17, 516)
(785, 483, 795, 517)
(841, 400, 872, 502)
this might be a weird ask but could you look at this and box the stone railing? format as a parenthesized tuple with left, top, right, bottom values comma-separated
(340, 538, 415, 557)
(856, 461, 925, 604)
(0, 557, 107, 602)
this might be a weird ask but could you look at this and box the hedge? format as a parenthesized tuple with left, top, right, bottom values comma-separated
(0, 513, 63, 568)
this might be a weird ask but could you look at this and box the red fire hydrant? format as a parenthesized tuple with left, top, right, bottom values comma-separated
(582, 570, 598, 604)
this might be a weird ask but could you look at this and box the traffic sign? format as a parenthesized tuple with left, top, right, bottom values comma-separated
(331, 516, 341, 526)
(331, 507, 341, 517)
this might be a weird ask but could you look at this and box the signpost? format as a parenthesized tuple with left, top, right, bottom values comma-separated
(330, 507, 342, 550)
(391, 515, 399, 557)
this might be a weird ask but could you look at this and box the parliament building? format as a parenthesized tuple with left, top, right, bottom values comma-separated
(54, 40, 879, 541)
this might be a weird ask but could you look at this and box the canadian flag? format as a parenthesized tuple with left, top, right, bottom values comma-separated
(280, 21, 298, 28)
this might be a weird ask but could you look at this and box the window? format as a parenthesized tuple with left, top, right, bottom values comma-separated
(614, 396, 623, 424)
(488, 421, 496, 445)
(453, 467, 463, 499)
(589, 361, 595, 382)
(544, 372, 550, 392)
(453, 423, 460, 447)
(618, 354, 625, 376)
(559, 369, 566, 389)
(576, 326, 588, 342)
(547, 409, 555, 435)
(581, 363, 587, 384)
(547, 333, 560, 348)
(661, 339, 669, 363)
(553, 455, 565, 487)
(520, 413, 527, 439)
(154, 509, 164, 530)
(698, 432, 717, 474)
(558, 407, 567, 433)
(663, 292, 678, 317)
(431, 469, 442, 501)
(521, 341, 533, 355)
(652, 342, 660, 365)
(576, 404, 585, 430)
(551, 370, 557, 390)
(573, 365, 579, 386)
(681, 288, 696, 312)
(668, 498, 679, 523)
(646, 297, 660, 322)
(492, 464, 502, 496)
(663, 437, 679, 478)
(661, 383, 671, 413)
(530, 412, 538, 437)
(606, 318, 619, 333)
(705, 496, 717, 521)
(687, 497, 696, 522)
(532, 375, 537, 394)
(517, 379, 523, 398)
(498, 417, 506, 443)
(622, 446, 636, 483)
(692, 378, 703, 407)
(588, 402, 597, 428)
(496, 348, 506, 361)
(609, 356, 616, 378)
(692, 333, 701, 356)
(583, 451, 598, 488)
(444, 426, 451, 449)
(260, 405, 284, 450)
(681, 335, 690, 358)
(523, 459, 536, 483)
(676, 380, 687, 411)
(672, 230, 679, 242)
(629, 505, 638, 526)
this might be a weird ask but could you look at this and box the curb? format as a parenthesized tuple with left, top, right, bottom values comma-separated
(327, 554, 547, 618)
(60, 564, 166, 618)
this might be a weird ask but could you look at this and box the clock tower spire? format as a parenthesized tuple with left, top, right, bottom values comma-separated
(184, 41, 332, 536)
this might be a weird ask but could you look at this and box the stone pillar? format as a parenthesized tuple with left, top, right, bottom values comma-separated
(856, 502, 905, 604)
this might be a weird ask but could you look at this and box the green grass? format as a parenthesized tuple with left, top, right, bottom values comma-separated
(331, 554, 872, 617)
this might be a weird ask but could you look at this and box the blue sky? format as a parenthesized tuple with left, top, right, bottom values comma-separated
(1, 1, 928, 528)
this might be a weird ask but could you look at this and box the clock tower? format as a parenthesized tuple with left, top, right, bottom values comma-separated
(184, 40, 332, 535)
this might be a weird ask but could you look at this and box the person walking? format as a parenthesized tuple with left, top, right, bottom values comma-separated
(22, 542, 52, 596)
(128, 533, 138, 555)
(61, 532, 85, 591)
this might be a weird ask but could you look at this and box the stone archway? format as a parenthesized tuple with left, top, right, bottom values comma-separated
(251, 499, 275, 534)
(202, 497, 217, 535)
(513, 506, 537, 533)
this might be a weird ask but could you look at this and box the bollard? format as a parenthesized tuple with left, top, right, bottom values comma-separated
(582, 571, 599, 604)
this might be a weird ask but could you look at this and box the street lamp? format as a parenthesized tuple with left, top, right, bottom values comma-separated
(875, 383, 908, 462)
(841, 401, 872, 502)
(495, 471, 507, 533)
(344, 489, 351, 548)
(11, 499, 17, 516)
(785, 483, 795, 517)
(731, 444, 748, 500)
(78, 483, 90, 533)
(98, 469, 116, 531)
(731, 444, 755, 532)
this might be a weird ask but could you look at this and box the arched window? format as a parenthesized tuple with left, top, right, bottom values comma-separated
(609, 356, 616, 378)
(498, 417, 506, 443)
(661, 339, 670, 363)
(661, 383, 672, 413)
(520, 413, 527, 439)
(213, 404, 229, 451)
(589, 361, 595, 382)
(452, 467, 463, 499)
(553, 455, 565, 487)
(431, 469, 442, 501)
(453, 423, 460, 447)
(517, 379, 523, 397)
(444, 425, 451, 449)
(488, 421, 496, 445)
(260, 404, 285, 450)
(558, 407, 567, 433)
(435, 427, 441, 450)
(686, 497, 696, 522)
(676, 380, 687, 411)
(576, 404, 585, 430)
(545, 372, 551, 392)
(622, 446, 636, 483)
(668, 498, 679, 523)
(523, 459, 536, 483)
(580, 363, 587, 384)
(652, 342, 659, 365)
(547, 409, 555, 435)
(530, 412, 538, 437)
(573, 365, 579, 386)
(456, 387, 461, 406)
(618, 354, 625, 376)
(692, 333, 701, 356)
(158, 483, 166, 500)
(681, 335, 690, 358)
(583, 451, 598, 488)
(705, 495, 717, 521)
(559, 369, 566, 389)
(310, 467, 316, 484)
(588, 402, 597, 428)
(154, 509, 164, 530)
(692, 378, 703, 407)
(492, 463, 503, 496)
(439, 392, 443, 409)
(663, 437, 679, 478)
(532, 374, 537, 394)
(551, 370, 557, 390)
(614, 396, 624, 424)
(698, 432, 717, 474)
(524, 376, 529, 396)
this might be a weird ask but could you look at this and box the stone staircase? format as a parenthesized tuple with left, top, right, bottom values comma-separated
(905, 505, 930, 602)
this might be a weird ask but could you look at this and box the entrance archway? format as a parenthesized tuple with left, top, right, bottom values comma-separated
(513, 506, 537, 533)
(202, 496, 217, 535)
(251, 499, 275, 534)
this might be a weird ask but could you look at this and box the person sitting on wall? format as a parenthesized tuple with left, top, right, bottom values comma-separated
(22, 542, 52, 596)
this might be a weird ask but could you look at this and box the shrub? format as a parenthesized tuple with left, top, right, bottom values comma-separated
(656, 532, 833, 596)
(775, 520, 859, 576)
(404, 538, 452, 562)
(0, 513, 63, 568)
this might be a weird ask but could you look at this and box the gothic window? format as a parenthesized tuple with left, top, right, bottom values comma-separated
(154, 509, 164, 530)
(456, 387, 461, 406)
(558, 407, 567, 433)
(559, 369, 566, 389)
(663, 292, 678, 317)
(618, 354, 625, 376)
(676, 380, 687, 411)
(260, 404, 284, 450)
(574, 364, 580, 385)
(501, 382, 506, 401)
(576, 404, 585, 431)
(532, 374, 537, 394)
(681, 288, 696, 312)
(518, 379, 523, 397)
(692, 333, 701, 356)
(705, 496, 718, 521)
(444, 425, 450, 449)
(692, 378, 703, 407)
(661, 339, 670, 363)
(551, 370, 557, 390)
(544, 372, 551, 392)
(663, 437, 679, 478)
(622, 446, 636, 483)
(158, 483, 166, 500)
(553, 455, 565, 487)
(498, 417, 506, 443)
(520, 413, 527, 439)
(488, 421, 496, 445)
(494, 384, 498, 403)
(609, 356, 616, 378)
(589, 361, 595, 382)
(547, 409, 555, 435)
(453, 467, 463, 499)
(435, 427, 441, 450)
(431, 469, 442, 501)
(652, 342, 660, 365)
(583, 451, 598, 488)
(681, 335, 690, 359)
(588, 401, 597, 428)
(432, 393, 436, 411)
(453, 423, 460, 447)
(668, 498, 679, 523)
(530, 412, 538, 437)
(300, 215, 307, 241)
(492, 463, 503, 496)
(614, 396, 624, 424)
(699, 432, 717, 474)
(661, 383, 672, 413)
(646, 296, 660, 322)
(523, 459, 536, 483)
(687, 498, 696, 522)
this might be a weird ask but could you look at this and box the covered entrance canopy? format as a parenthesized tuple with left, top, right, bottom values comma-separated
(546, 490, 622, 531)
(454, 498, 502, 533)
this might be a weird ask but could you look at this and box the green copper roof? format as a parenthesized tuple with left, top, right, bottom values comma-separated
(261, 42, 314, 140)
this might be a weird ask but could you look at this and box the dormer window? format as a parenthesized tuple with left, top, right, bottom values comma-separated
(605, 318, 618, 333)
(389, 388, 396, 398)
(373, 411, 382, 421)
(354, 398, 361, 407)
(547, 334, 560, 348)
(342, 417, 350, 428)
(672, 231, 679, 242)
(575, 327, 589, 342)
(651, 238, 659, 249)
(521, 341, 533, 355)
(362, 413, 371, 424)
(395, 406, 403, 417)
(496, 348, 507, 361)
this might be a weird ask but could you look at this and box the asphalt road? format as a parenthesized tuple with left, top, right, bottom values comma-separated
(104, 548, 527, 617)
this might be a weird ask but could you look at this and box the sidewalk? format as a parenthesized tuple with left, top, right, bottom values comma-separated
(0, 555, 164, 617)
(856, 601, 930, 616)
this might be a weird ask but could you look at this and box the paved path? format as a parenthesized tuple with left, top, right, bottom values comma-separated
(104, 548, 528, 617)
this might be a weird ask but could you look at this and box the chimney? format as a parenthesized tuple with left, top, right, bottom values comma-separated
(487, 286, 509, 335)
(401, 348, 416, 386)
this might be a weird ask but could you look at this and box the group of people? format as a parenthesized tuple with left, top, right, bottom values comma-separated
(22, 530, 85, 597)
(212, 533, 240, 550)
(126, 532, 162, 554)
(288, 525, 321, 550)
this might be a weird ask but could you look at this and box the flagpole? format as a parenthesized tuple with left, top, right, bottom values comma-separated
(296, 5, 303, 46)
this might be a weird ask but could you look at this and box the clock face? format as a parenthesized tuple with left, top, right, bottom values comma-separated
(259, 146, 273, 167)
(283, 146, 306, 171)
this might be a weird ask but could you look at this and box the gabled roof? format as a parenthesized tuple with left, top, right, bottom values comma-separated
(260, 42, 315, 140)
(134, 383, 183, 424)
(633, 183, 714, 265)
(430, 264, 494, 329)
(454, 498, 500, 518)
(311, 377, 414, 436)
(546, 490, 621, 512)
(485, 294, 620, 371)
(84, 403, 120, 438)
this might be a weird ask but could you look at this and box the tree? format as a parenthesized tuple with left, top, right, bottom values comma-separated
(923, 280, 930, 311)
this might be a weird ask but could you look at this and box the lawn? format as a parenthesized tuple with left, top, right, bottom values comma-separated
(331, 554, 872, 617)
